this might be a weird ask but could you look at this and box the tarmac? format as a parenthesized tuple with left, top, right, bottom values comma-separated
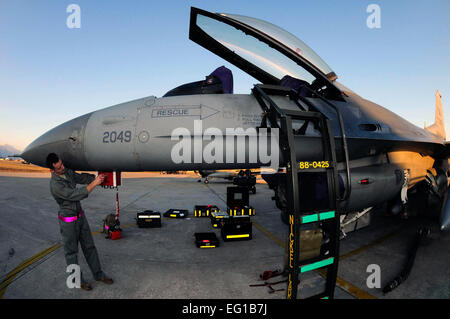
(0, 173, 448, 299)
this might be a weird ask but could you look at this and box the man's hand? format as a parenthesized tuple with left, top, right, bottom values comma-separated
(94, 174, 106, 186)
(87, 174, 106, 194)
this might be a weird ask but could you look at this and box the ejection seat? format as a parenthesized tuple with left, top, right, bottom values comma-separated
(279, 75, 313, 98)
(163, 66, 233, 97)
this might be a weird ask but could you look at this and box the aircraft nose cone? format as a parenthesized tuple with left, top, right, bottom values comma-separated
(21, 136, 55, 168)
(22, 113, 93, 169)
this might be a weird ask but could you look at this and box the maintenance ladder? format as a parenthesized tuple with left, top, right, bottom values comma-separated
(252, 84, 343, 299)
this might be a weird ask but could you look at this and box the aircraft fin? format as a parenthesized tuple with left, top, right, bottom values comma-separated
(424, 90, 446, 140)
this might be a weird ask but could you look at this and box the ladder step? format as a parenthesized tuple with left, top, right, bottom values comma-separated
(300, 257, 334, 273)
(283, 109, 322, 120)
(301, 211, 335, 224)
(306, 292, 330, 299)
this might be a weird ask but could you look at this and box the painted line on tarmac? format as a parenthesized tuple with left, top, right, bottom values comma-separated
(2, 182, 191, 297)
(0, 243, 62, 298)
(339, 228, 401, 260)
(0, 221, 139, 298)
(252, 220, 286, 248)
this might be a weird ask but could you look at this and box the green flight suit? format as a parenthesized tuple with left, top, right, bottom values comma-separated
(50, 168, 105, 282)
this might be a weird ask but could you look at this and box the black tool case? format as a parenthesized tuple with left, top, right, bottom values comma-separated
(194, 232, 220, 248)
(210, 211, 229, 228)
(227, 206, 255, 216)
(136, 210, 161, 228)
(220, 216, 252, 241)
(226, 186, 255, 216)
(194, 205, 219, 217)
(227, 186, 249, 208)
(163, 209, 189, 218)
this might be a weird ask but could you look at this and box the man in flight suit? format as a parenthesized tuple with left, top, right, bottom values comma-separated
(46, 153, 113, 291)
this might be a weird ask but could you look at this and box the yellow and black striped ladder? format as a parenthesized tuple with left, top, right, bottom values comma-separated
(252, 84, 342, 299)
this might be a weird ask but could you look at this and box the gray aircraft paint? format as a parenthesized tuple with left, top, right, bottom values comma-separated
(23, 90, 446, 171)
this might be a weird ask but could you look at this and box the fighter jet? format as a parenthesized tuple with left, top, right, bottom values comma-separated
(196, 170, 243, 184)
(21, 7, 449, 230)
(196, 169, 259, 183)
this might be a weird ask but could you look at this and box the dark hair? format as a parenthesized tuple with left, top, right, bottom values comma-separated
(46, 153, 60, 169)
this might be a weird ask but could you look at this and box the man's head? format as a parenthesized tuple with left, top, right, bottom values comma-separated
(46, 153, 65, 175)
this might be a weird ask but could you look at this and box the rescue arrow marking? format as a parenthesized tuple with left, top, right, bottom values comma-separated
(151, 104, 220, 120)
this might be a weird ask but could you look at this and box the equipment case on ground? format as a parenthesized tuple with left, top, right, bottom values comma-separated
(163, 209, 189, 218)
(136, 210, 162, 228)
(226, 187, 255, 216)
(228, 206, 255, 216)
(220, 216, 252, 241)
(194, 232, 220, 248)
(210, 211, 229, 228)
(194, 205, 219, 217)
(227, 186, 249, 207)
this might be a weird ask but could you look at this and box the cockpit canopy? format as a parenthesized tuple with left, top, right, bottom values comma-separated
(189, 7, 342, 100)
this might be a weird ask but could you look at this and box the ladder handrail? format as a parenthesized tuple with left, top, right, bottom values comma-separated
(253, 83, 351, 202)
(252, 85, 323, 134)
